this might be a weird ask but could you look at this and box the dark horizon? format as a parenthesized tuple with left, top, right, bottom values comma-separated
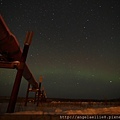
(0, 95, 120, 101)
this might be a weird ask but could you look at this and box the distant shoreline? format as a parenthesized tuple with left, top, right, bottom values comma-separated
(0, 96, 120, 103)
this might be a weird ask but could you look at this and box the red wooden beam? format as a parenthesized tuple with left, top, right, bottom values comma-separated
(7, 32, 34, 113)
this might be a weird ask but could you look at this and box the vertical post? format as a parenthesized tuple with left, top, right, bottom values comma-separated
(7, 32, 33, 113)
(24, 83, 31, 106)
(37, 75, 43, 106)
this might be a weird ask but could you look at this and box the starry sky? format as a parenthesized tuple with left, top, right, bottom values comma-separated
(0, 0, 120, 99)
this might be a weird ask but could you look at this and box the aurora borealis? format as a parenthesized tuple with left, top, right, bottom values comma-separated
(0, 0, 120, 99)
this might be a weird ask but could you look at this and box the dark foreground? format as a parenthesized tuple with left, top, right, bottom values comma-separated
(0, 97, 120, 120)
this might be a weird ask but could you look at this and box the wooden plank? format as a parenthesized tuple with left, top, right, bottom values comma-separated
(0, 61, 20, 69)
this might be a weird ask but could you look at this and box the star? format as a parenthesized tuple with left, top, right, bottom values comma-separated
(0, 0, 120, 99)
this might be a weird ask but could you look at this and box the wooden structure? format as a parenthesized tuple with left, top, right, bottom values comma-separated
(0, 32, 34, 113)
(24, 75, 47, 106)
(0, 15, 38, 89)
(0, 15, 39, 113)
(6, 32, 34, 113)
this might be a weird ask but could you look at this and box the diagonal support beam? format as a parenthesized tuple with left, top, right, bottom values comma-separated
(7, 31, 33, 113)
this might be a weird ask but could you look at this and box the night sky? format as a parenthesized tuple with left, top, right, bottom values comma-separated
(0, 0, 120, 99)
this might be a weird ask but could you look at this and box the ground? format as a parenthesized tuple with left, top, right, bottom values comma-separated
(0, 97, 120, 120)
